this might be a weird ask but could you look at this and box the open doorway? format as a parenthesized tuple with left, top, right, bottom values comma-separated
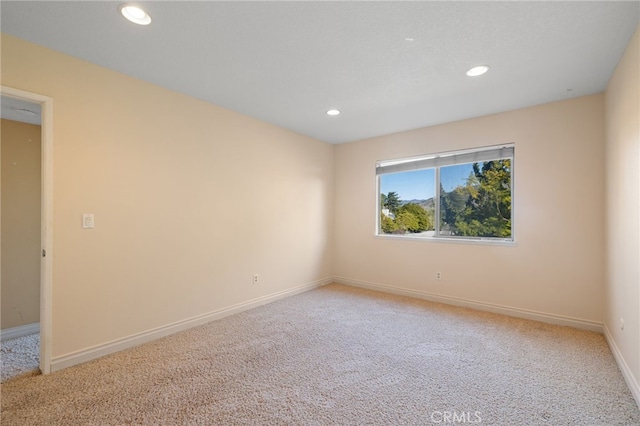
(0, 87, 53, 378)
(1, 96, 41, 380)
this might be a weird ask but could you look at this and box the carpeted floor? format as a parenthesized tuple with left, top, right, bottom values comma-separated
(1, 284, 638, 425)
(0, 333, 40, 383)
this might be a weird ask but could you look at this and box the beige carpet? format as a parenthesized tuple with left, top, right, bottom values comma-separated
(1, 284, 638, 425)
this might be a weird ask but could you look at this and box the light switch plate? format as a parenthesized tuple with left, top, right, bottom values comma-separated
(82, 213, 95, 229)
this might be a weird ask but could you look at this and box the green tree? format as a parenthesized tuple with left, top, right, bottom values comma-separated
(440, 183, 469, 232)
(394, 210, 419, 233)
(454, 160, 511, 237)
(383, 191, 401, 215)
(380, 213, 398, 234)
(397, 203, 433, 232)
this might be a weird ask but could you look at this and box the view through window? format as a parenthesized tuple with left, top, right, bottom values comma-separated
(377, 145, 514, 242)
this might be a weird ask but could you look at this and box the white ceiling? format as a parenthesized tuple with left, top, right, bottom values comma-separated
(1, 1, 638, 144)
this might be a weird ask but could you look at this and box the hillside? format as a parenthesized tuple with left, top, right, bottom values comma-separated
(400, 197, 435, 210)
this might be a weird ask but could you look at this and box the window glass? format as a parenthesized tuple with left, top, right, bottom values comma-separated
(440, 160, 512, 238)
(379, 169, 435, 236)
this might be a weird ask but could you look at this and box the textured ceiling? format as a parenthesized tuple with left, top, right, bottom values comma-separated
(1, 1, 638, 143)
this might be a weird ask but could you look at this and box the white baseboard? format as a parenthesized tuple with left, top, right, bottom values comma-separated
(334, 277, 604, 333)
(0, 322, 39, 341)
(51, 277, 332, 372)
(604, 325, 640, 408)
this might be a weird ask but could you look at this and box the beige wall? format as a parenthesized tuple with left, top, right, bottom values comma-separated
(1, 34, 334, 358)
(335, 94, 605, 324)
(1, 119, 41, 329)
(605, 26, 639, 394)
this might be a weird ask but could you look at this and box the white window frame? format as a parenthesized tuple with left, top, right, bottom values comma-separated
(376, 144, 515, 245)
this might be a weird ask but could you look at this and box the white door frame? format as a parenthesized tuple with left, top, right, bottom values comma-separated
(2, 86, 53, 374)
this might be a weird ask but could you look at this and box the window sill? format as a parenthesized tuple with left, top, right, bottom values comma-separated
(374, 234, 516, 247)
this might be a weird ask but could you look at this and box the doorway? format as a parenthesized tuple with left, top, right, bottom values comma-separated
(1, 87, 52, 376)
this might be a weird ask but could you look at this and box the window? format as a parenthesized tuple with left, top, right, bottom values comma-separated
(377, 144, 514, 242)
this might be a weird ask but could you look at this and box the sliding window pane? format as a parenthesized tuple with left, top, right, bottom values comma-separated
(439, 160, 512, 238)
(379, 169, 435, 236)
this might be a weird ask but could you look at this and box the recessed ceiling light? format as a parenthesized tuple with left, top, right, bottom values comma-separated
(405, 38, 415, 42)
(119, 4, 151, 25)
(326, 109, 341, 116)
(466, 65, 489, 77)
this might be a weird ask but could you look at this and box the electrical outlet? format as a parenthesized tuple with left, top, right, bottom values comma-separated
(253, 274, 260, 285)
(82, 213, 95, 229)
(436, 271, 442, 280)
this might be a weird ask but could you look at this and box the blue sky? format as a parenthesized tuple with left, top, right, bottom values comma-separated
(380, 164, 475, 201)
(380, 169, 434, 200)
